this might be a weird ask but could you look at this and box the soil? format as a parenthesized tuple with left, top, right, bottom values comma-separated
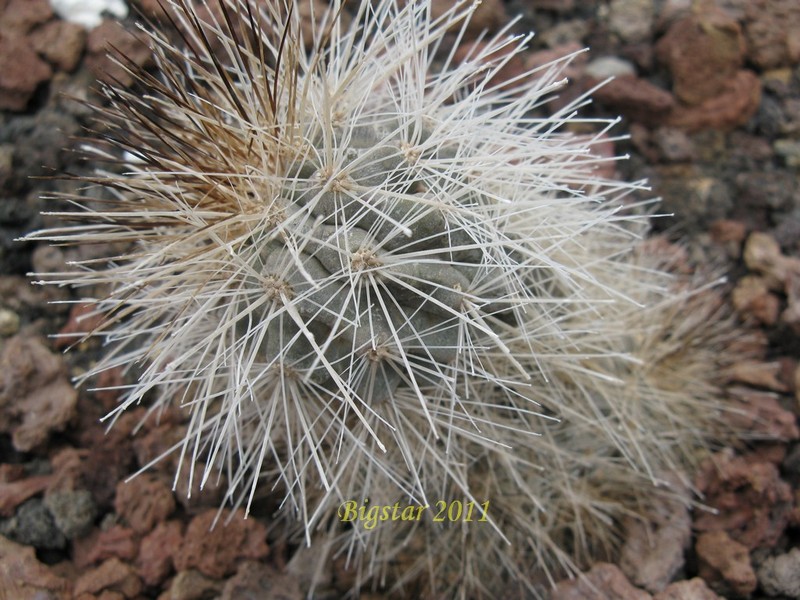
(0, 1, 798, 599)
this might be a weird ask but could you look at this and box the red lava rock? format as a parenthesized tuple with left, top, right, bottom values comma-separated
(620, 478, 691, 593)
(74, 558, 143, 599)
(0, 0, 53, 34)
(29, 20, 87, 72)
(0, 473, 51, 517)
(48, 447, 90, 493)
(130, 420, 227, 510)
(709, 219, 746, 255)
(295, 0, 342, 48)
(0, 276, 70, 313)
(175, 509, 269, 579)
(0, 335, 78, 452)
(728, 361, 790, 392)
(655, 4, 745, 106)
(694, 449, 794, 550)
(86, 20, 151, 87)
(221, 561, 303, 600)
(666, 69, 761, 132)
(695, 530, 757, 597)
(0, 533, 70, 599)
(114, 474, 176, 534)
(588, 132, 618, 179)
(74, 525, 139, 569)
(55, 302, 106, 349)
(92, 366, 125, 409)
(430, 0, 507, 33)
(551, 563, 652, 600)
(136, 520, 183, 586)
(452, 40, 528, 91)
(653, 577, 724, 600)
(525, 42, 586, 73)
(0, 32, 52, 111)
(727, 386, 800, 441)
(743, 0, 800, 69)
(591, 74, 675, 125)
(46, 442, 134, 515)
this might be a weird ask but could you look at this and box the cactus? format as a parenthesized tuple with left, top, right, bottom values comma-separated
(28, 0, 746, 596)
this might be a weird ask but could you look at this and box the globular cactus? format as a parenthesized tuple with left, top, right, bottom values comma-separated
(28, 0, 746, 597)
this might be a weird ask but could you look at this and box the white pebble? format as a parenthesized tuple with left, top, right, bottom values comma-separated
(49, 0, 128, 29)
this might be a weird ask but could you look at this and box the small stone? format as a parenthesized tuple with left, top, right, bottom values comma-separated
(585, 56, 636, 79)
(709, 219, 746, 256)
(695, 530, 757, 597)
(651, 127, 693, 162)
(653, 578, 723, 600)
(174, 509, 269, 579)
(775, 139, 800, 169)
(136, 520, 183, 586)
(650, 166, 731, 230)
(114, 474, 176, 535)
(51, 0, 129, 29)
(163, 569, 223, 600)
(552, 563, 651, 600)
(744, 232, 800, 289)
(74, 558, 143, 598)
(757, 548, 800, 597)
(0, 308, 19, 336)
(28, 19, 87, 72)
(0, 33, 52, 111)
(221, 561, 303, 600)
(540, 20, 590, 49)
(656, 4, 745, 105)
(0, 498, 66, 549)
(44, 489, 97, 539)
(31, 244, 67, 275)
(608, 0, 655, 44)
(0, 534, 69, 599)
